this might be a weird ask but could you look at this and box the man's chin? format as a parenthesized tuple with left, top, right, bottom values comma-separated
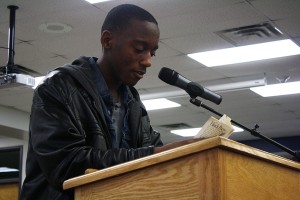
(124, 79, 139, 87)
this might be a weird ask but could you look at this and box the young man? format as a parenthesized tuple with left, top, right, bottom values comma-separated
(21, 4, 163, 200)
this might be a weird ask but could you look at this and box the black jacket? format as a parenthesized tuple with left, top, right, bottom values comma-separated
(21, 57, 163, 200)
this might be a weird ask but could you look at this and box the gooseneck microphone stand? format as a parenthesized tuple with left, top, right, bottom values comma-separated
(189, 97, 300, 162)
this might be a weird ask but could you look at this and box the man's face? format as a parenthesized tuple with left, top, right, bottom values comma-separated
(104, 19, 160, 86)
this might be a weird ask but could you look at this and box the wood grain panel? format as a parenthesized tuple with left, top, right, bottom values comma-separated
(74, 149, 234, 200)
(64, 137, 300, 200)
(0, 183, 18, 200)
(222, 149, 300, 200)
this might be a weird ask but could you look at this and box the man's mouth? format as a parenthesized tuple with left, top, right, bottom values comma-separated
(135, 71, 146, 78)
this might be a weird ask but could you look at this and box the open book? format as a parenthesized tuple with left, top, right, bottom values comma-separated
(194, 115, 234, 139)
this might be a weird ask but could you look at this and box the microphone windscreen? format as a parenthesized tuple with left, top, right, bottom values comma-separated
(158, 67, 177, 85)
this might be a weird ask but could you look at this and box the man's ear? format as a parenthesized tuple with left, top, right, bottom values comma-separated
(101, 30, 113, 49)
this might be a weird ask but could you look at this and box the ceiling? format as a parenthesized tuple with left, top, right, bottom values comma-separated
(0, 0, 300, 145)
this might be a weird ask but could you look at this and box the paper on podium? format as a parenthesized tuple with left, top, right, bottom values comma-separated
(194, 115, 234, 139)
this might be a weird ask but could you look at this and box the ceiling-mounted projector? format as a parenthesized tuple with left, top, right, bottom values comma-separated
(0, 73, 35, 89)
(0, 5, 40, 90)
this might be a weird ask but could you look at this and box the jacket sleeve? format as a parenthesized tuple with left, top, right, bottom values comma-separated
(29, 73, 154, 190)
(149, 127, 163, 147)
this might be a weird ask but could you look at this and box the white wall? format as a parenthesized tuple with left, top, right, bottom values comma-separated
(0, 105, 30, 131)
(0, 105, 30, 186)
(0, 132, 28, 185)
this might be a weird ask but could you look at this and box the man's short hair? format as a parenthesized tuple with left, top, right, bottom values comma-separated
(101, 4, 158, 33)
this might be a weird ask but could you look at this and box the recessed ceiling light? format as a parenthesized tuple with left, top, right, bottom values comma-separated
(188, 39, 300, 67)
(171, 126, 243, 137)
(142, 98, 181, 111)
(39, 22, 72, 34)
(250, 81, 300, 97)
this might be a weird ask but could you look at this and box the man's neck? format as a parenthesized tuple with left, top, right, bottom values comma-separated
(97, 58, 121, 102)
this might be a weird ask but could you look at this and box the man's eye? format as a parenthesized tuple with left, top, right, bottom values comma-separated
(135, 48, 144, 53)
(151, 52, 156, 57)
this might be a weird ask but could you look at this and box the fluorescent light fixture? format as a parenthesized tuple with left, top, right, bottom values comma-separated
(171, 128, 201, 137)
(0, 167, 19, 173)
(171, 125, 243, 137)
(142, 98, 181, 111)
(85, 0, 112, 3)
(250, 81, 300, 97)
(140, 78, 266, 100)
(188, 39, 300, 67)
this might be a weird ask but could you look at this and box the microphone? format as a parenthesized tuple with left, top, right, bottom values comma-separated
(158, 67, 222, 105)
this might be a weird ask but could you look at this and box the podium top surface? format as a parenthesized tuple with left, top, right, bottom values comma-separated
(63, 136, 300, 190)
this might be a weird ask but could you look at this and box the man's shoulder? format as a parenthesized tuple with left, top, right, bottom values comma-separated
(36, 56, 93, 89)
(60, 56, 92, 72)
(52, 56, 95, 81)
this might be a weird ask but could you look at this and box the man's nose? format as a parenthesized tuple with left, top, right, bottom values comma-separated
(140, 52, 152, 68)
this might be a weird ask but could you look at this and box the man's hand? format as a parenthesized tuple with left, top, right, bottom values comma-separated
(154, 138, 204, 154)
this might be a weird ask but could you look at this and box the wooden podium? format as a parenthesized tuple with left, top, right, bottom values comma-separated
(63, 137, 300, 200)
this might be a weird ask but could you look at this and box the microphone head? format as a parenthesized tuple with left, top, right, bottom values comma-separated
(158, 67, 178, 85)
